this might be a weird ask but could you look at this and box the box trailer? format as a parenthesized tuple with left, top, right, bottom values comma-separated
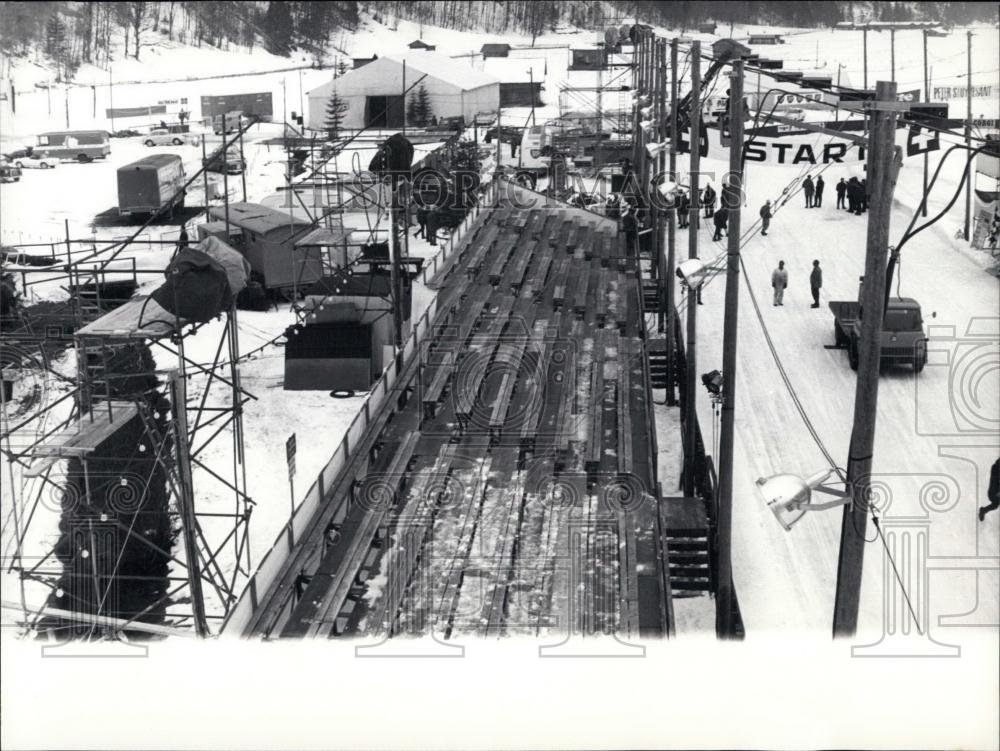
(117, 154, 186, 217)
(200, 92, 274, 122)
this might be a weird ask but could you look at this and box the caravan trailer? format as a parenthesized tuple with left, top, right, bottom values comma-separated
(34, 130, 111, 162)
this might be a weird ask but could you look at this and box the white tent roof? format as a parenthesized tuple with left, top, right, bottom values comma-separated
(385, 52, 498, 91)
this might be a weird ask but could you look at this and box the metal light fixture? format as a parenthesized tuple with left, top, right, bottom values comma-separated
(645, 141, 667, 158)
(676, 257, 708, 288)
(640, 119, 655, 134)
(755, 468, 851, 531)
(640, 104, 654, 119)
(701, 369, 723, 396)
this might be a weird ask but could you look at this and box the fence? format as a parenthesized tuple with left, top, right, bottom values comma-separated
(221, 177, 497, 636)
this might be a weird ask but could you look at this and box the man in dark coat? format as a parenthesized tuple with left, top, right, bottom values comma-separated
(760, 199, 772, 235)
(177, 225, 189, 251)
(621, 205, 639, 257)
(415, 205, 428, 238)
(809, 259, 823, 308)
(836, 178, 847, 210)
(712, 207, 728, 241)
(803, 175, 815, 208)
(848, 177, 863, 215)
(860, 178, 869, 212)
(703, 184, 716, 218)
(814, 176, 825, 207)
(677, 190, 690, 228)
(979, 457, 1000, 521)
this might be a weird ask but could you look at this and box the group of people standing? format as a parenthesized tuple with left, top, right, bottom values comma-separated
(770, 259, 824, 308)
(835, 176, 869, 215)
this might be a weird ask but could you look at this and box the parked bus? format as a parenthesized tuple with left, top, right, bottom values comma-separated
(34, 130, 111, 162)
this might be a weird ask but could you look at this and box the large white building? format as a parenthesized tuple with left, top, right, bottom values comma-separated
(307, 53, 500, 131)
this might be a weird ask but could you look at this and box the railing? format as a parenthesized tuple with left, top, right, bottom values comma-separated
(222, 176, 498, 636)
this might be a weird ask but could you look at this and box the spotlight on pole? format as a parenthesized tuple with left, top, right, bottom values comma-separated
(645, 140, 667, 158)
(640, 104, 654, 118)
(701, 369, 723, 397)
(675, 257, 708, 289)
(755, 468, 852, 531)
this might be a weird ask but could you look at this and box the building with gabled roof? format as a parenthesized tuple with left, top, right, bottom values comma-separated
(307, 53, 500, 130)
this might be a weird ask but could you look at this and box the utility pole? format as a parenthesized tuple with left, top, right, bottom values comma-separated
(388, 180, 404, 349)
(716, 58, 744, 640)
(862, 26, 868, 90)
(238, 123, 247, 203)
(663, 37, 678, 406)
(964, 31, 972, 242)
(64, 85, 70, 129)
(683, 41, 701, 498)
(170, 372, 210, 637)
(833, 80, 900, 637)
(890, 28, 896, 82)
(922, 30, 929, 217)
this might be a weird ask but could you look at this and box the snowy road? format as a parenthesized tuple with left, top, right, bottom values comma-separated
(682, 143, 999, 638)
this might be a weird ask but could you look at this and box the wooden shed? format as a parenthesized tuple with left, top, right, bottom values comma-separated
(481, 43, 512, 58)
(200, 203, 321, 292)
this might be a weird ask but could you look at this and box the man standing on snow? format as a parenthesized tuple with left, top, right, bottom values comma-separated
(759, 199, 772, 235)
(712, 207, 728, 241)
(848, 177, 862, 214)
(836, 178, 847, 210)
(771, 261, 788, 306)
(814, 176, 825, 207)
(860, 178, 869, 212)
(809, 259, 823, 308)
(703, 183, 716, 218)
(803, 175, 815, 208)
(677, 190, 690, 229)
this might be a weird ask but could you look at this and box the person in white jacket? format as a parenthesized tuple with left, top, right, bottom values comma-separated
(771, 260, 788, 306)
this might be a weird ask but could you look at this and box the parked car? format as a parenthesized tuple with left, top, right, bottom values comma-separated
(15, 153, 59, 169)
(830, 293, 928, 373)
(3, 146, 34, 161)
(0, 160, 22, 182)
(203, 147, 246, 174)
(143, 128, 200, 147)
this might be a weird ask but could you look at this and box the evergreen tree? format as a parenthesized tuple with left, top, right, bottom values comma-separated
(324, 89, 349, 140)
(263, 0, 294, 56)
(337, 58, 348, 76)
(407, 84, 433, 127)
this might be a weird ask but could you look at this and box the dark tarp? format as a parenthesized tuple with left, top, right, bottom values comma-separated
(368, 133, 414, 176)
(151, 247, 231, 322)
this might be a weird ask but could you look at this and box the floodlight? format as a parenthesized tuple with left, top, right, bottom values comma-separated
(755, 468, 851, 531)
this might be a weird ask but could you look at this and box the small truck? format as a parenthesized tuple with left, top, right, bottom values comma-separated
(117, 154, 186, 218)
(829, 295, 928, 373)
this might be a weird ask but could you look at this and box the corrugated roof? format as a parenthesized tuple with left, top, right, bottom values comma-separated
(206, 202, 312, 235)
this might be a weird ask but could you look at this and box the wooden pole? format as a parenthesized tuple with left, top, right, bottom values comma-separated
(922, 30, 929, 217)
(201, 139, 209, 210)
(964, 31, 972, 242)
(890, 28, 895, 81)
(863, 27, 868, 90)
(389, 182, 404, 349)
(833, 80, 899, 638)
(716, 59, 744, 640)
(683, 41, 701, 497)
(238, 123, 247, 203)
(664, 37, 678, 406)
(170, 372, 210, 637)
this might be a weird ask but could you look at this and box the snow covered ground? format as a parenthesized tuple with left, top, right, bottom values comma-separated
(1, 10, 998, 638)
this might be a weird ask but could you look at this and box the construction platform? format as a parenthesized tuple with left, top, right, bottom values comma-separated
(245, 187, 675, 639)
